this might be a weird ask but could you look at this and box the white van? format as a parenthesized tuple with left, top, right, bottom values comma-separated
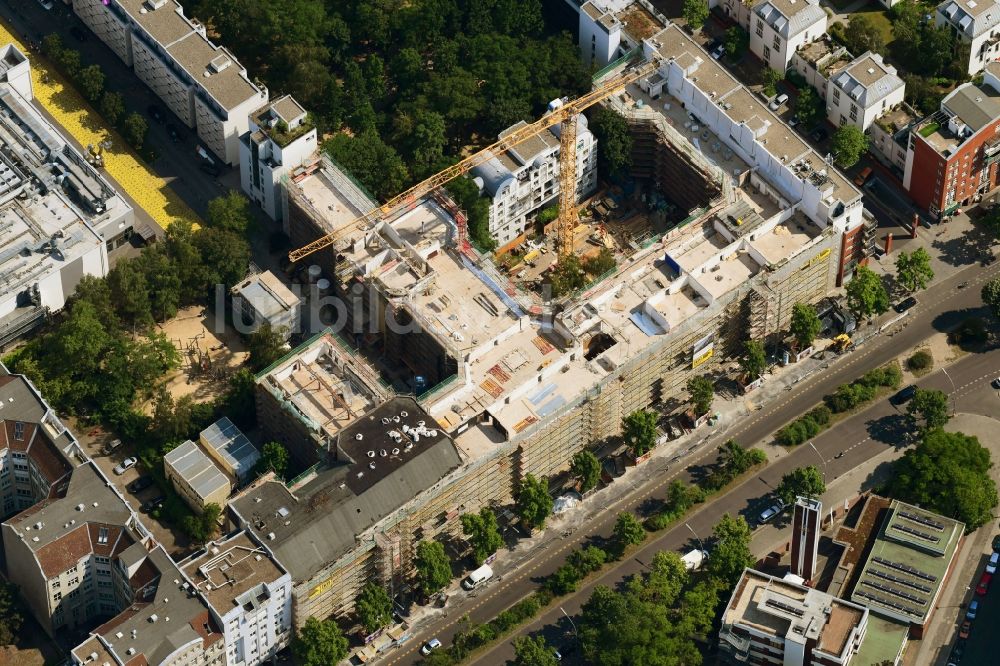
(681, 549, 707, 571)
(462, 564, 493, 590)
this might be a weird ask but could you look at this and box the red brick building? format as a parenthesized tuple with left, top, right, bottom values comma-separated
(904, 65, 1000, 218)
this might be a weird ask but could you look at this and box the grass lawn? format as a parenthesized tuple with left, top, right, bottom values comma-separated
(849, 7, 895, 50)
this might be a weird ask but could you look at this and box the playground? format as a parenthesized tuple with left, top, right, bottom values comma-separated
(154, 306, 248, 406)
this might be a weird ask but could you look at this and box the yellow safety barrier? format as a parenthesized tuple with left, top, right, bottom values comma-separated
(0, 19, 201, 231)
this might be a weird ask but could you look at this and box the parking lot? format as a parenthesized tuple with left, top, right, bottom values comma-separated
(944, 545, 999, 665)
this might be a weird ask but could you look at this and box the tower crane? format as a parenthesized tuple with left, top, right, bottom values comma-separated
(288, 58, 659, 263)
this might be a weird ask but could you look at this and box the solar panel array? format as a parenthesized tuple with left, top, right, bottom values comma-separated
(856, 590, 922, 618)
(898, 510, 945, 531)
(765, 598, 804, 617)
(861, 580, 927, 605)
(891, 523, 941, 544)
(873, 556, 937, 582)
(868, 567, 932, 594)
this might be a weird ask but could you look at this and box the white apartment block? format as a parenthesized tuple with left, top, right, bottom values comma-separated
(472, 105, 597, 248)
(826, 52, 905, 131)
(937, 0, 1000, 75)
(71, 0, 268, 165)
(239, 95, 318, 222)
(180, 532, 293, 666)
(751, 0, 828, 72)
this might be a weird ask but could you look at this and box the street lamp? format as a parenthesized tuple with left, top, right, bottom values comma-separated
(807, 441, 827, 480)
(560, 606, 579, 646)
(685, 522, 706, 554)
(941, 367, 958, 416)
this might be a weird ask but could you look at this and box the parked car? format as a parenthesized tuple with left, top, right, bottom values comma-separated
(710, 43, 725, 60)
(890, 385, 917, 405)
(810, 126, 828, 143)
(854, 166, 873, 187)
(113, 457, 137, 475)
(991, 378, 1000, 390)
(70, 27, 88, 42)
(949, 638, 965, 665)
(894, 296, 917, 313)
(102, 438, 123, 455)
(769, 93, 789, 111)
(992, 534, 1000, 552)
(198, 161, 221, 177)
(966, 600, 979, 620)
(959, 620, 972, 639)
(127, 475, 154, 494)
(37, 0, 54, 10)
(420, 638, 441, 656)
(759, 502, 783, 523)
(141, 496, 165, 513)
(988, 551, 999, 575)
(976, 571, 991, 596)
(146, 104, 165, 123)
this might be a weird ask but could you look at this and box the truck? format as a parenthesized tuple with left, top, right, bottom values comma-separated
(681, 549, 707, 571)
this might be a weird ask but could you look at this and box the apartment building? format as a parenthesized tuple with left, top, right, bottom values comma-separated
(936, 0, 1000, 76)
(179, 532, 293, 666)
(199, 417, 259, 485)
(567, 0, 669, 68)
(904, 63, 1000, 217)
(232, 271, 301, 341)
(750, 0, 828, 72)
(0, 44, 133, 346)
(239, 95, 318, 222)
(719, 569, 870, 666)
(472, 106, 597, 248)
(826, 52, 905, 132)
(71, 0, 268, 165)
(164, 439, 231, 513)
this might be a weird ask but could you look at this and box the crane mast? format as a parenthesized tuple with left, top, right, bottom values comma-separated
(289, 58, 658, 263)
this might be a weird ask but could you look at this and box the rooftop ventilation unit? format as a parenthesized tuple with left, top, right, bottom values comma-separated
(209, 55, 232, 74)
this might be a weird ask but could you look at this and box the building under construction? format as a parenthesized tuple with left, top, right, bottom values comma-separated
(240, 23, 877, 625)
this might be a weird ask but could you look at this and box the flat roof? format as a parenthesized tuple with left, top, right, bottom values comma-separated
(852, 614, 909, 665)
(117, 0, 194, 47)
(290, 160, 373, 241)
(749, 213, 821, 265)
(164, 440, 230, 500)
(180, 532, 285, 616)
(850, 499, 963, 623)
(200, 417, 259, 478)
(167, 32, 259, 111)
(233, 270, 300, 320)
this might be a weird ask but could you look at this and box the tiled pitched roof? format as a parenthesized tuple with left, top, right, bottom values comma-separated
(35, 523, 91, 577)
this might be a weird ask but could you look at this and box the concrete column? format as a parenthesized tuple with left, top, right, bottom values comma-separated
(884, 233, 893, 255)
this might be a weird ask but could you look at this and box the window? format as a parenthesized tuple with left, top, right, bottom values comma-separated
(849, 104, 858, 121)
(97, 527, 109, 545)
(13, 422, 23, 441)
(53, 592, 61, 602)
(764, 46, 771, 60)
(833, 89, 840, 104)
(773, 36, 780, 51)
(756, 20, 764, 37)
(69, 577, 79, 586)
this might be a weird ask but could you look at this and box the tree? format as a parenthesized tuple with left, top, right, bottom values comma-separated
(717, 439, 766, 476)
(182, 503, 221, 543)
(844, 14, 886, 55)
(100, 91, 125, 126)
(571, 450, 601, 493)
(77, 64, 105, 102)
(613, 512, 646, 551)
(589, 108, 632, 176)
(895, 247, 934, 292)
(706, 513, 754, 587)
(740, 339, 767, 382)
(790, 302, 822, 350)
(831, 124, 868, 168)
(194, 227, 251, 290)
(513, 635, 559, 666)
(682, 0, 710, 30)
(414, 540, 452, 597)
(846, 265, 890, 319)
(515, 474, 553, 531)
(762, 67, 782, 97)
(292, 616, 349, 666)
(982, 278, 1000, 320)
(642, 551, 688, 606)
(355, 582, 392, 634)
(324, 131, 409, 201)
(622, 409, 658, 457)
(907, 388, 950, 431)
(886, 429, 998, 531)
(0, 578, 21, 645)
(107, 258, 153, 330)
(724, 26, 749, 59)
(123, 112, 148, 150)
(255, 441, 289, 477)
(247, 322, 288, 372)
(686, 376, 714, 416)
(794, 86, 823, 127)
(206, 191, 252, 234)
(776, 466, 826, 505)
(461, 507, 504, 565)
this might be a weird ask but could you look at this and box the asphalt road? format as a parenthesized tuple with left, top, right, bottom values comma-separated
(395, 261, 1000, 665)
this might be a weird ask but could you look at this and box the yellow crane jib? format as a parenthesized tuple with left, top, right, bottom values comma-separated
(288, 58, 661, 263)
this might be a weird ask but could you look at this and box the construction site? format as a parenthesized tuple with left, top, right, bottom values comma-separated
(227, 21, 878, 626)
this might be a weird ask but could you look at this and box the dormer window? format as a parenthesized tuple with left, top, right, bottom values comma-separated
(13, 421, 23, 441)
(98, 527, 109, 545)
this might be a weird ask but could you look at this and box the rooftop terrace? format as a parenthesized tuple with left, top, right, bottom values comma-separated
(180, 532, 285, 616)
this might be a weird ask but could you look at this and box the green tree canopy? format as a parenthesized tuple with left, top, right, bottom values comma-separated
(415, 540, 452, 597)
(461, 507, 504, 565)
(613, 512, 646, 552)
(831, 124, 868, 168)
(844, 14, 886, 54)
(682, 0, 710, 30)
(982, 277, 1000, 320)
(247, 322, 288, 372)
(182, 503, 221, 543)
(123, 112, 148, 150)
(886, 429, 999, 531)
(516, 473, 553, 531)
(356, 582, 393, 634)
(790, 302, 822, 350)
(513, 635, 560, 666)
(895, 247, 934, 292)
(907, 388, 950, 431)
(724, 26, 749, 59)
(589, 107, 632, 176)
(846, 266, 890, 319)
(706, 513, 754, 587)
(717, 439, 767, 476)
(686, 376, 715, 416)
(762, 67, 782, 97)
(206, 191, 253, 234)
(292, 616, 349, 666)
(77, 64, 105, 102)
(325, 131, 409, 201)
(776, 466, 826, 505)
(622, 409, 659, 457)
(740, 339, 767, 382)
(794, 86, 824, 127)
(255, 441, 289, 477)
(571, 450, 602, 493)
(0, 579, 22, 645)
